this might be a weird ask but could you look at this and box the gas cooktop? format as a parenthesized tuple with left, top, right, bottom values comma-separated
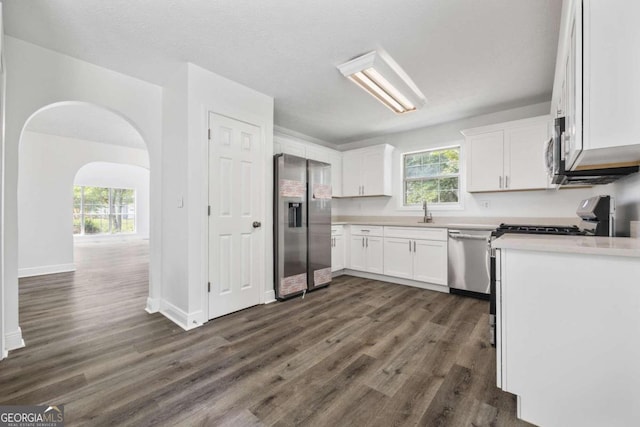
(495, 223, 586, 236)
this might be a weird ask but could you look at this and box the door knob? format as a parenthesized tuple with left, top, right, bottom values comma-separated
(252, 221, 262, 228)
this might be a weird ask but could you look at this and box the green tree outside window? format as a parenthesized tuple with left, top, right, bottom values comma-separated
(73, 186, 136, 235)
(403, 147, 460, 205)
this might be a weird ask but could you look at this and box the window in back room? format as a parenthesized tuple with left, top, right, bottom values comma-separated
(73, 186, 136, 235)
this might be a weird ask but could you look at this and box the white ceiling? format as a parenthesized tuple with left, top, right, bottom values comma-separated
(3, 0, 562, 144)
(26, 104, 147, 150)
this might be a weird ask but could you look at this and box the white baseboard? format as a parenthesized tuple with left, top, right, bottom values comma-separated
(332, 269, 345, 277)
(159, 300, 203, 331)
(6, 327, 26, 352)
(145, 297, 160, 313)
(263, 289, 276, 304)
(342, 269, 450, 294)
(18, 263, 76, 278)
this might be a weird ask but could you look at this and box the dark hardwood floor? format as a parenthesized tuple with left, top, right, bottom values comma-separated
(0, 240, 531, 426)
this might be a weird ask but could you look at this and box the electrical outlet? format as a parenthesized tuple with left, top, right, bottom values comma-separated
(480, 200, 490, 209)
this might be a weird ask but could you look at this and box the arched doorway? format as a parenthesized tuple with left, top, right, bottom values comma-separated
(14, 102, 156, 349)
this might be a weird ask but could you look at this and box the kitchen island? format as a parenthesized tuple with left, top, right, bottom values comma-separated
(492, 235, 640, 427)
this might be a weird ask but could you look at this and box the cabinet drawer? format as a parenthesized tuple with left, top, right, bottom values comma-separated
(350, 225, 383, 237)
(384, 226, 447, 241)
(331, 225, 343, 236)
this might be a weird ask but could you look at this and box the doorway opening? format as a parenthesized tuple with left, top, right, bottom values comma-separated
(16, 102, 153, 345)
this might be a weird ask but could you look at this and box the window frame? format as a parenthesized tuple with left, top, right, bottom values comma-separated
(399, 144, 463, 210)
(73, 185, 137, 235)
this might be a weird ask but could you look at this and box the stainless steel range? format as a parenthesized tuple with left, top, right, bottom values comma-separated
(488, 195, 614, 345)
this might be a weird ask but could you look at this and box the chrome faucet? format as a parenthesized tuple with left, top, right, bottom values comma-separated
(422, 200, 433, 223)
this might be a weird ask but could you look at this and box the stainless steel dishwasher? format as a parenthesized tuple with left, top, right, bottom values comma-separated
(447, 229, 492, 299)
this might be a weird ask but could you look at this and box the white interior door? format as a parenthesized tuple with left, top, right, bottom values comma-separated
(208, 112, 263, 320)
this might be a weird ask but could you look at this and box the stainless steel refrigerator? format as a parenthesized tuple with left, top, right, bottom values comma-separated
(274, 154, 332, 300)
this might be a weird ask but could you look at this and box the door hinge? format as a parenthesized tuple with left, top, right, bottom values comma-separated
(207, 282, 211, 292)
(208, 128, 211, 141)
(208, 205, 211, 216)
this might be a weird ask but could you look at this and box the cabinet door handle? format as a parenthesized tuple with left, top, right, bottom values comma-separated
(409, 241, 412, 252)
(362, 237, 364, 247)
(362, 185, 365, 195)
(413, 241, 416, 252)
(505, 175, 509, 189)
(366, 237, 369, 248)
(499, 176, 503, 189)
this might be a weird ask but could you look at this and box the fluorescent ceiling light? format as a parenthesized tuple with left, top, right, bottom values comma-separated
(337, 50, 426, 114)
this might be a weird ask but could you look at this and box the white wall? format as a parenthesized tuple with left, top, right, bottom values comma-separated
(613, 173, 640, 236)
(1, 4, 6, 359)
(18, 132, 149, 277)
(335, 102, 605, 219)
(159, 63, 274, 329)
(3, 36, 163, 352)
(160, 64, 190, 316)
(74, 162, 150, 238)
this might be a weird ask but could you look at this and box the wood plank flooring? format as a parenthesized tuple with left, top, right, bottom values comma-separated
(0, 240, 532, 426)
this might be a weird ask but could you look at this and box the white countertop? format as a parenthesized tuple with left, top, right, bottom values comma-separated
(493, 234, 640, 258)
(331, 216, 578, 232)
(333, 221, 497, 230)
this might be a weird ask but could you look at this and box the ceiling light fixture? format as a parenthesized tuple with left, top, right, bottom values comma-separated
(337, 50, 426, 114)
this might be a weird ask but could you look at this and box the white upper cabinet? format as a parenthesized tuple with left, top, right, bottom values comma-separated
(463, 116, 550, 193)
(504, 123, 550, 190)
(552, 0, 640, 169)
(466, 131, 504, 192)
(341, 144, 394, 197)
(273, 134, 342, 198)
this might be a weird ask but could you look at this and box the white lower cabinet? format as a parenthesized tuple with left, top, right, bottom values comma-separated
(382, 238, 413, 279)
(348, 225, 384, 274)
(340, 225, 447, 287)
(495, 246, 640, 427)
(330, 226, 345, 272)
(383, 227, 448, 285)
(413, 240, 447, 284)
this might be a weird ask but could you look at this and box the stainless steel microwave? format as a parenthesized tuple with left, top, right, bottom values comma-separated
(545, 117, 637, 186)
